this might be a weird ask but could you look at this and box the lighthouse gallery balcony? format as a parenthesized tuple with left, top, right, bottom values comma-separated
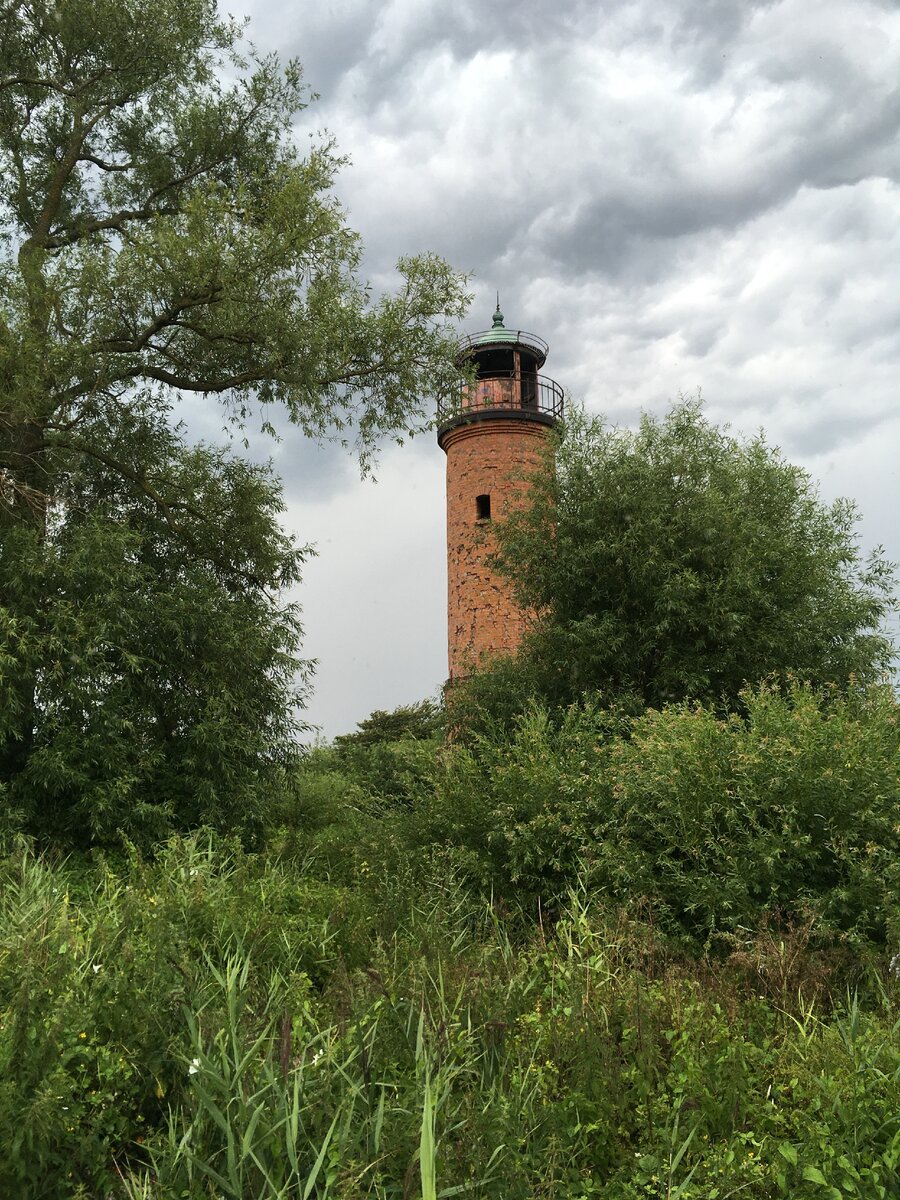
(437, 372, 564, 435)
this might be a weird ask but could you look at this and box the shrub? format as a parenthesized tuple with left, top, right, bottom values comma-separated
(596, 681, 900, 944)
(419, 682, 900, 945)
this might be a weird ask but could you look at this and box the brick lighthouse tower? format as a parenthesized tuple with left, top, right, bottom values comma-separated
(437, 302, 564, 680)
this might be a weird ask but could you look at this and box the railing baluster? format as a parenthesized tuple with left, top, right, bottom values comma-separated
(438, 373, 564, 425)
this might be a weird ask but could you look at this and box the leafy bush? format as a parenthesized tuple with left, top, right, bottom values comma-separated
(419, 682, 900, 945)
(1, 451, 308, 853)
(333, 699, 444, 748)
(598, 680, 900, 945)
(268, 738, 441, 899)
(331, 738, 441, 806)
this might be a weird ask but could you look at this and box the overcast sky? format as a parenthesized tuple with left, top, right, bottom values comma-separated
(228, 0, 899, 739)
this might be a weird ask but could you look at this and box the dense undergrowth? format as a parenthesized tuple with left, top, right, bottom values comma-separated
(1, 683, 899, 1198)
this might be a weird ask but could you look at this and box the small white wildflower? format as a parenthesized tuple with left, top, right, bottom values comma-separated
(188, 1057, 201, 1076)
(311, 1049, 323, 1066)
(92, 963, 102, 973)
(890, 954, 900, 979)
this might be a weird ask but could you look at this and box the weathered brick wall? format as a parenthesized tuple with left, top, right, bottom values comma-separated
(442, 418, 551, 680)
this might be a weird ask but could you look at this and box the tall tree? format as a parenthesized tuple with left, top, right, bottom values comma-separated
(489, 400, 896, 713)
(0, 0, 469, 844)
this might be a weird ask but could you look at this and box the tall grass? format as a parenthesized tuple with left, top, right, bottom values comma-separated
(0, 832, 898, 1198)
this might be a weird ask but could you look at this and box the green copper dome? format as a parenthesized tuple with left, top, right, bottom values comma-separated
(457, 297, 549, 364)
(467, 301, 517, 345)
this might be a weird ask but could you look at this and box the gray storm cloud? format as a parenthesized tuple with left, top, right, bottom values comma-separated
(232, 0, 898, 736)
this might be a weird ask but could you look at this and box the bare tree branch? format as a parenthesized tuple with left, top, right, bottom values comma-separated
(79, 152, 136, 172)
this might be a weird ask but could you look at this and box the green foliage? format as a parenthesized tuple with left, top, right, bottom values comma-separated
(0, 0, 469, 458)
(323, 699, 445, 809)
(418, 682, 900, 944)
(597, 681, 900, 946)
(334, 737, 441, 807)
(1, 427, 307, 848)
(768, 994, 900, 1199)
(307, 700, 448, 811)
(445, 652, 551, 743)
(333, 698, 444, 748)
(0, 834, 363, 1197)
(137, 951, 348, 1200)
(264, 746, 443, 924)
(490, 400, 896, 715)
(1, 837, 898, 1198)
(0, 0, 469, 844)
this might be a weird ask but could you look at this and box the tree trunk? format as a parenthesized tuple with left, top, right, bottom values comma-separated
(0, 411, 48, 779)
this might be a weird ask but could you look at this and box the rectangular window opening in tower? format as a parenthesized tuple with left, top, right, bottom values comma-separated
(476, 494, 491, 521)
(473, 349, 514, 379)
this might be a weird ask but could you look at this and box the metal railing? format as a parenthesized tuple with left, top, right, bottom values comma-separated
(437, 373, 564, 427)
(456, 327, 550, 361)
